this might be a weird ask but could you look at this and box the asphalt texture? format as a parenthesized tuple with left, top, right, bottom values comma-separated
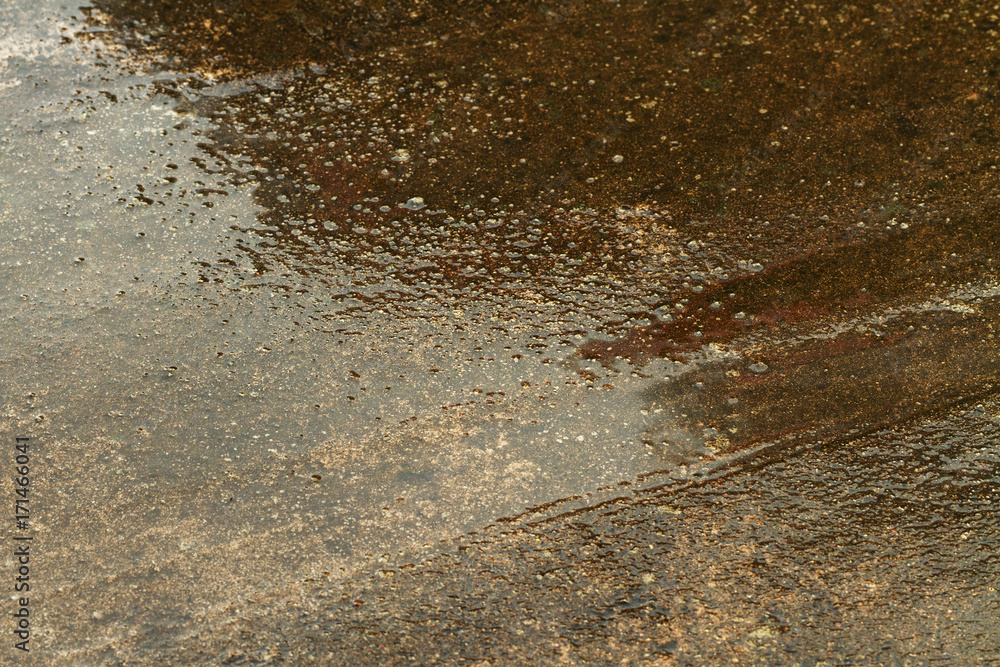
(1, 0, 998, 664)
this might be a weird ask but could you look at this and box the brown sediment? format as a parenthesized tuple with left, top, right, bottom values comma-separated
(89, 0, 1000, 293)
(581, 210, 1000, 366)
(641, 303, 1000, 455)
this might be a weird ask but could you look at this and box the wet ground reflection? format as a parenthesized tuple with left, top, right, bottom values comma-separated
(146, 395, 1000, 665)
(2, 0, 998, 662)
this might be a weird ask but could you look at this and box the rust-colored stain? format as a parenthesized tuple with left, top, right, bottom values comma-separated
(582, 211, 1000, 366)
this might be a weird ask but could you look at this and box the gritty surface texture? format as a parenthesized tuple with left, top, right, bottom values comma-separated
(1, 0, 999, 663)
(132, 397, 1000, 666)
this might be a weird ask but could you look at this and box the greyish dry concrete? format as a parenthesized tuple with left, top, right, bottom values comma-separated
(1, 0, 998, 664)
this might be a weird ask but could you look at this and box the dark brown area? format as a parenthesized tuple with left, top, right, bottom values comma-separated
(581, 209, 1000, 365)
(93, 0, 1000, 305)
(642, 306, 1000, 456)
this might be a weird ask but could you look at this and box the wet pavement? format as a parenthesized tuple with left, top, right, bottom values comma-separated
(137, 396, 1000, 665)
(1, 0, 999, 664)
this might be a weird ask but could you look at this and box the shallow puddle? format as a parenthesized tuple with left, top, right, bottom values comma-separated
(2, 0, 999, 662)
